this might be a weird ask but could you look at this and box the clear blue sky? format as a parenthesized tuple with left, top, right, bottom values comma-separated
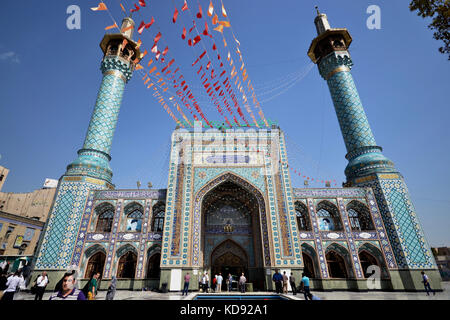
(0, 0, 449, 246)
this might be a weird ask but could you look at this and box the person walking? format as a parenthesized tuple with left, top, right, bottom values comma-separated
(289, 272, 297, 295)
(0, 270, 8, 300)
(205, 272, 210, 293)
(282, 271, 289, 294)
(239, 273, 246, 293)
(87, 272, 100, 300)
(49, 270, 86, 300)
(34, 271, 49, 300)
(212, 274, 217, 292)
(301, 273, 311, 300)
(216, 273, 223, 292)
(307, 292, 321, 300)
(421, 271, 436, 296)
(272, 269, 283, 294)
(227, 273, 233, 292)
(201, 272, 207, 293)
(21, 262, 32, 288)
(105, 276, 117, 300)
(1, 271, 21, 300)
(182, 272, 190, 296)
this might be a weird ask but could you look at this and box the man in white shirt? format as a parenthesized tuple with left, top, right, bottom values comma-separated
(34, 271, 49, 300)
(216, 273, 223, 292)
(1, 271, 21, 300)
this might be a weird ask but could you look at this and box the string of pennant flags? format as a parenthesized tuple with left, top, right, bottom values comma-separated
(91, 1, 340, 185)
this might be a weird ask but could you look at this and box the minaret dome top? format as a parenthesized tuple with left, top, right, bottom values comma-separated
(314, 6, 331, 35)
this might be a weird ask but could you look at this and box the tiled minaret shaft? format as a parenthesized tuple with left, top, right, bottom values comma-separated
(307, 10, 437, 272)
(35, 18, 142, 270)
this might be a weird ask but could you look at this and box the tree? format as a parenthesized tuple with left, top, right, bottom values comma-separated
(409, 0, 450, 59)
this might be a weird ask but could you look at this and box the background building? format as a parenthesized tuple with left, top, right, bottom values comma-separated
(0, 168, 56, 273)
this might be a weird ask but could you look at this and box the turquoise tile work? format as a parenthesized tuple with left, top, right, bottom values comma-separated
(35, 180, 105, 269)
(194, 167, 266, 194)
(82, 73, 125, 155)
(321, 54, 377, 152)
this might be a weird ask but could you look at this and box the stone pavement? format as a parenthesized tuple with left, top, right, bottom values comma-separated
(13, 281, 449, 301)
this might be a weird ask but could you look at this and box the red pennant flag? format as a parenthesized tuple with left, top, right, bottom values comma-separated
(188, 39, 192, 46)
(189, 20, 196, 33)
(181, 27, 186, 40)
(192, 58, 200, 66)
(139, 0, 146, 7)
(212, 43, 217, 50)
(203, 22, 209, 36)
(206, 61, 211, 70)
(130, 4, 140, 13)
(162, 65, 168, 73)
(219, 70, 226, 77)
(155, 51, 161, 60)
(151, 43, 158, 53)
(197, 5, 203, 18)
(154, 32, 162, 44)
(173, 7, 179, 23)
(137, 21, 146, 34)
(199, 51, 207, 59)
(193, 35, 201, 46)
(182, 0, 188, 11)
(162, 46, 169, 56)
(167, 59, 175, 67)
(145, 17, 155, 28)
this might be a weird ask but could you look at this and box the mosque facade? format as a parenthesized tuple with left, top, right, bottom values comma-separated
(32, 12, 441, 292)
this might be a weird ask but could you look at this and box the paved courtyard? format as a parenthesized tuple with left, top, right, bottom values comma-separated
(13, 281, 449, 301)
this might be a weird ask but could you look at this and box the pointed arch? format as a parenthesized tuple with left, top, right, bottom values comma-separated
(301, 243, 320, 278)
(83, 244, 107, 278)
(116, 244, 138, 279)
(124, 202, 144, 232)
(346, 200, 375, 231)
(192, 172, 271, 267)
(146, 245, 161, 279)
(316, 200, 343, 231)
(358, 242, 390, 279)
(295, 201, 311, 231)
(94, 202, 115, 233)
(325, 243, 354, 279)
(151, 201, 165, 232)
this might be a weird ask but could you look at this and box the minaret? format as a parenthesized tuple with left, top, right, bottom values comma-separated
(308, 9, 440, 290)
(34, 18, 143, 274)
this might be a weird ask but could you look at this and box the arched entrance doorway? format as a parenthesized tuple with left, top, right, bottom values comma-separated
(84, 250, 106, 278)
(201, 179, 266, 290)
(211, 240, 248, 280)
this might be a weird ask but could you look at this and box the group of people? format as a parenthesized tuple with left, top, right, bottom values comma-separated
(0, 264, 118, 301)
(0, 262, 30, 300)
(191, 272, 247, 294)
(272, 269, 320, 300)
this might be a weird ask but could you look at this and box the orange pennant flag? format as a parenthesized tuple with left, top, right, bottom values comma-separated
(221, 4, 228, 17)
(141, 49, 148, 59)
(223, 37, 227, 47)
(119, 3, 126, 13)
(149, 66, 157, 73)
(213, 25, 224, 33)
(136, 39, 142, 49)
(135, 64, 143, 70)
(121, 25, 134, 33)
(212, 14, 219, 25)
(208, 1, 214, 17)
(144, 78, 150, 85)
(148, 59, 153, 67)
(105, 23, 118, 30)
(147, 83, 154, 89)
(91, 3, 107, 11)
(219, 21, 231, 28)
